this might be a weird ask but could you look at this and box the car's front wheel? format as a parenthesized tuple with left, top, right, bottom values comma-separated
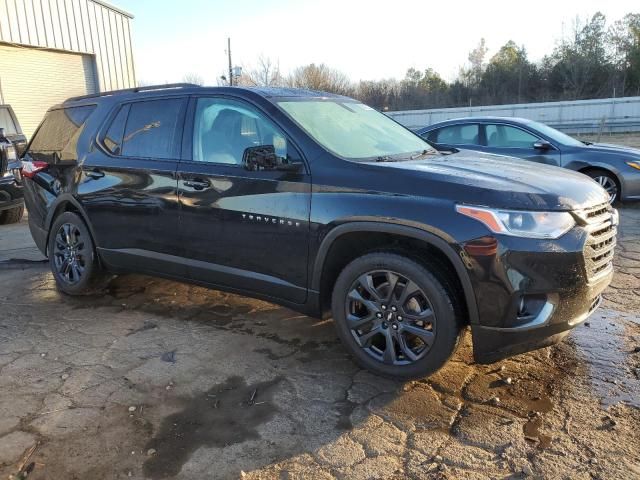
(331, 252, 463, 379)
(48, 212, 110, 295)
(585, 169, 619, 204)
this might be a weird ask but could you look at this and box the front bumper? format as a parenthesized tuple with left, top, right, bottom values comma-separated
(466, 203, 616, 363)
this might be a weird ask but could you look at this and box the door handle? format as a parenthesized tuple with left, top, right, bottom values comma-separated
(183, 179, 210, 190)
(86, 169, 105, 179)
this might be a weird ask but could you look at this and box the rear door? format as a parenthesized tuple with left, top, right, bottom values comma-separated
(481, 123, 561, 166)
(177, 95, 311, 303)
(80, 97, 188, 276)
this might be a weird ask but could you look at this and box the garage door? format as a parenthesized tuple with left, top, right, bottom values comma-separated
(0, 44, 97, 139)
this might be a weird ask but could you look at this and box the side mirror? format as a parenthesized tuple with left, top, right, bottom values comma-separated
(243, 145, 302, 172)
(533, 140, 552, 150)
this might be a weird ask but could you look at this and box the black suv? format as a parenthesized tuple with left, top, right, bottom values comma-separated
(0, 104, 27, 224)
(21, 84, 617, 378)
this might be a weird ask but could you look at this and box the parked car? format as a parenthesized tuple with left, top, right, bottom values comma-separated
(0, 104, 26, 224)
(20, 85, 616, 378)
(417, 117, 640, 203)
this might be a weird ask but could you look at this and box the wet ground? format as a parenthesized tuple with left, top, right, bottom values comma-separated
(0, 207, 639, 480)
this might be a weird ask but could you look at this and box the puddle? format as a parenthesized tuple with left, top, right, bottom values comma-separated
(143, 375, 282, 479)
(570, 308, 640, 408)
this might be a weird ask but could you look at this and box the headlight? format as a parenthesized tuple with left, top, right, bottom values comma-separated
(456, 205, 575, 239)
(626, 161, 640, 171)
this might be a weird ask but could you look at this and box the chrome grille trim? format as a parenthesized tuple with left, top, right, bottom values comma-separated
(578, 203, 617, 282)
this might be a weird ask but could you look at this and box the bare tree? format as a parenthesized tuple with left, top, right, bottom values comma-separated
(182, 73, 205, 86)
(238, 55, 285, 87)
(286, 63, 353, 94)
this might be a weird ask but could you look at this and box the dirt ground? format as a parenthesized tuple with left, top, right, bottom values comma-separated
(575, 131, 640, 149)
(0, 204, 639, 479)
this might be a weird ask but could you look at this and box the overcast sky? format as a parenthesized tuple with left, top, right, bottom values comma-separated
(115, 0, 636, 85)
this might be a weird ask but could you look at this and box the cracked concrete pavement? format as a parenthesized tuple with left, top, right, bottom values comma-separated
(0, 207, 639, 480)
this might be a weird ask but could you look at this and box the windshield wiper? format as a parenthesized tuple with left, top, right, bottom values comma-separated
(410, 149, 438, 160)
(376, 155, 397, 162)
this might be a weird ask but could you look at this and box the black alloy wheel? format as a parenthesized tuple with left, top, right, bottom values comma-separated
(332, 252, 462, 379)
(346, 270, 436, 365)
(52, 223, 87, 285)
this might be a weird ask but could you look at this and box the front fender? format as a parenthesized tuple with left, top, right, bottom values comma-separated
(311, 221, 479, 325)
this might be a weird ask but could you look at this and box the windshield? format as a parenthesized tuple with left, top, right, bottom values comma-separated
(277, 99, 433, 160)
(527, 120, 584, 147)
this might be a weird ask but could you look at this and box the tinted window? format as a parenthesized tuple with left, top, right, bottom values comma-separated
(485, 124, 539, 148)
(0, 108, 17, 135)
(29, 105, 96, 163)
(103, 104, 130, 155)
(432, 124, 480, 145)
(193, 97, 296, 165)
(121, 99, 184, 159)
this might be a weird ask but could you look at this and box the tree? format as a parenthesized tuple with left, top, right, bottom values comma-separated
(238, 55, 285, 87)
(609, 13, 640, 96)
(182, 73, 204, 86)
(287, 63, 352, 95)
(481, 41, 539, 103)
(543, 13, 613, 99)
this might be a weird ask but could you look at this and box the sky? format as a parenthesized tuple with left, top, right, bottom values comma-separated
(114, 0, 637, 85)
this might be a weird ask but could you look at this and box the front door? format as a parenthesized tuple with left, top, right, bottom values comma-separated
(80, 97, 187, 276)
(481, 123, 561, 166)
(177, 96, 311, 303)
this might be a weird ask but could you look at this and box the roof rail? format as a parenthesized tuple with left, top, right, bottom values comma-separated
(65, 83, 202, 103)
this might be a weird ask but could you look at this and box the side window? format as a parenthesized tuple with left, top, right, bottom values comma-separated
(121, 99, 184, 159)
(485, 124, 538, 148)
(103, 104, 130, 155)
(0, 108, 17, 134)
(425, 130, 439, 143)
(192, 97, 294, 165)
(434, 124, 479, 145)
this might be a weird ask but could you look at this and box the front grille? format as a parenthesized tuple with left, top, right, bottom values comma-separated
(576, 203, 617, 281)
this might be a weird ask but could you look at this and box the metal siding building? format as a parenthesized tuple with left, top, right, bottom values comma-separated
(0, 0, 135, 137)
(387, 96, 640, 134)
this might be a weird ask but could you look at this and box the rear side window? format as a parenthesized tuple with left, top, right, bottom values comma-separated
(29, 105, 96, 163)
(112, 99, 183, 159)
(0, 108, 18, 135)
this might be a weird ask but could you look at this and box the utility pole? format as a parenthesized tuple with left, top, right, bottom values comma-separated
(228, 37, 233, 87)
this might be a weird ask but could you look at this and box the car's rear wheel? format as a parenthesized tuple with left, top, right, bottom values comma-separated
(585, 169, 619, 204)
(0, 205, 24, 224)
(48, 212, 110, 295)
(331, 252, 462, 379)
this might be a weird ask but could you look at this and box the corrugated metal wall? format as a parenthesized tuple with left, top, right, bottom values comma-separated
(387, 96, 640, 134)
(0, 0, 136, 91)
(0, 43, 97, 137)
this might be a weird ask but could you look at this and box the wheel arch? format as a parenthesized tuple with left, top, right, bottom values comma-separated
(577, 165, 622, 198)
(44, 195, 100, 256)
(312, 222, 479, 325)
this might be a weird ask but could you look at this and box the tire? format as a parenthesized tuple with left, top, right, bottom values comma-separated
(0, 205, 24, 224)
(584, 169, 620, 204)
(48, 212, 110, 295)
(331, 252, 463, 379)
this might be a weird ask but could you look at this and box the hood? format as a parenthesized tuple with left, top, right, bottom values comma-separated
(366, 150, 608, 211)
(584, 142, 640, 158)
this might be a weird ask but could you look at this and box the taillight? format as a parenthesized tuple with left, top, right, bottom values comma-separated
(21, 160, 49, 179)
